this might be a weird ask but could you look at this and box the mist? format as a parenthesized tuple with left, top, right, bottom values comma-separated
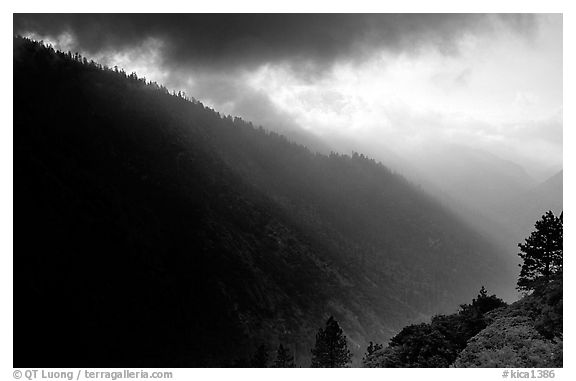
(15, 13, 563, 272)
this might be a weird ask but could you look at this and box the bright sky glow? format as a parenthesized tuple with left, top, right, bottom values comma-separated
(23, 14, 562, 178)
(244, 15, 562, 172)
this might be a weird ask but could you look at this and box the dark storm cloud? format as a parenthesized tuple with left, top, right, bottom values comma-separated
(14, 13, 536, 73)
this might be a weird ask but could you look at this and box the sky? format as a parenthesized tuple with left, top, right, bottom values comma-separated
(13, 14, 563, 180)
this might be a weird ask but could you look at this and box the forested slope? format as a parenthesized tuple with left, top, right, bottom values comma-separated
(14, 37, 513, 367)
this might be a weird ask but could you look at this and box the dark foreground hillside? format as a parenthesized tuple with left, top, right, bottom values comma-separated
(14, 37, 514, 367)
(455, 277, 562, 367)
(362, 279, 562, 368)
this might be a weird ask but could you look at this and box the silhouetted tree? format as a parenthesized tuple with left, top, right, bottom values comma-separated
(459, 286, 506, 318)
(250, 344, 269, 368)
(387, 322, 456, 367)
(311, 316, 352, 367)
(364, 287, 507, 368)
(517, 211, 563, 292)
(273, 344, 295, 368)
(457, 286, 507, 344)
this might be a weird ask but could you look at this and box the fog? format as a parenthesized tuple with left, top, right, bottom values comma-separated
(15, 14, 563, 267)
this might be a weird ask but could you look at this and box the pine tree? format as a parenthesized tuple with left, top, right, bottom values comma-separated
(469, 286, 506, 314)
(311, 316, 352, 367)
(273, 344, 295, 368)
(517, 211, 563, 292)
(458, 286, 507, 341)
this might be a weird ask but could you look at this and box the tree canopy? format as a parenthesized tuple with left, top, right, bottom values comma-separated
(311, 316, 352, 367)
(517, 211, 563, 292)
(362, 286, 506, 367)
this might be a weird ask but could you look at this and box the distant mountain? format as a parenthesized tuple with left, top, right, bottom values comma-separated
(505, 170, 563, 239)
(529, 170, 563, 213)
(379, 145, 561, 301)
(410, 143, 536, 212)
(14, 37, 514, 367)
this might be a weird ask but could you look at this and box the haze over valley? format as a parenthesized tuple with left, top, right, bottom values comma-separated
(13, 14, 563, 368)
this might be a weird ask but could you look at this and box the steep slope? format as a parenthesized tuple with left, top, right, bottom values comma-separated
(14, 37, 511, 367)
(455, 277, 562, 367)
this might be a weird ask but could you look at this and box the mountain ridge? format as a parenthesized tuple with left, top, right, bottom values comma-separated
(14, 36, 516, 367)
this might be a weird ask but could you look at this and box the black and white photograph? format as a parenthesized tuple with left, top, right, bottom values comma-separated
(8, 7, 567, 376)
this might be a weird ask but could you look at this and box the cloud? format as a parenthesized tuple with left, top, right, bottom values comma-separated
(13, 14, 561, 178)
(14, 14, 537, 75)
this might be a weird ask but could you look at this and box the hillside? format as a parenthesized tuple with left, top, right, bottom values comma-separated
(362, 279, 562, 368)
(455, 277, 562, 367)
(14, 37, 513, 367)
